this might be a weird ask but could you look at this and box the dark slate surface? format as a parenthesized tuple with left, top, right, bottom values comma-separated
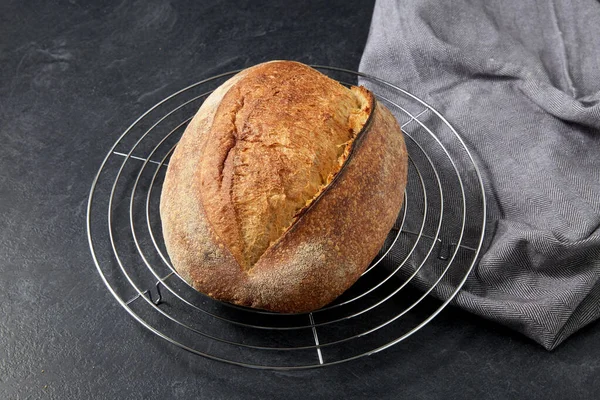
(1, 1, 599, 399)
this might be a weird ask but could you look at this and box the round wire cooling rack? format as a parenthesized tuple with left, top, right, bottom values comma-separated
(87, 66, 487, 370)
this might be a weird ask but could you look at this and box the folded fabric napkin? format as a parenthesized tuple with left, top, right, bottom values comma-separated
(360, 0, 600, 349)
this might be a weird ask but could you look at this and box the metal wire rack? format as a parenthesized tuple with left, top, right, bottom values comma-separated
(87, 66, 487, 369)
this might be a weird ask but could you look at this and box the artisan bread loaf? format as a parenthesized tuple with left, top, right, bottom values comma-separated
(160, 61, 408, 313)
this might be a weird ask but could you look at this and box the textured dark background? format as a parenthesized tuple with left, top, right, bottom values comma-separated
(1, 1, 599, 399)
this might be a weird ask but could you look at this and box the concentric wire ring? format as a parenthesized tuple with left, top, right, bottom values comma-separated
(87, 67, 486, 369)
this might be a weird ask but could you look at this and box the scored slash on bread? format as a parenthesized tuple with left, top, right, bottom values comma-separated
(160, 61, 408, 313)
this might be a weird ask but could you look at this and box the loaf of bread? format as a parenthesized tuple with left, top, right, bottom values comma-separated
(160, 61, 408, 313)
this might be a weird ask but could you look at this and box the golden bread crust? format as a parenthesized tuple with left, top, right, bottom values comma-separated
(160, 61, 408, 312)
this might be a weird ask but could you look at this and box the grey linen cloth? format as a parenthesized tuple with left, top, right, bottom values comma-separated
(360, 0, 600, 349)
